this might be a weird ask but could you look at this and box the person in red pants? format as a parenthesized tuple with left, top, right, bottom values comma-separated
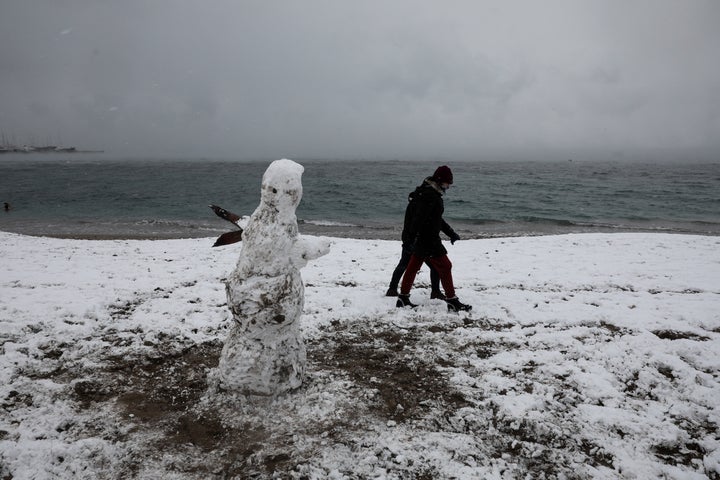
(397, 165, 472, 312)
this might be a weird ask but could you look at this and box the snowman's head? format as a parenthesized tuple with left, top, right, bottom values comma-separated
(260, 159, 304, 211)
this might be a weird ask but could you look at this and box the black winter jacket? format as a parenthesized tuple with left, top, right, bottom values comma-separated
(402, 178, 458, 257)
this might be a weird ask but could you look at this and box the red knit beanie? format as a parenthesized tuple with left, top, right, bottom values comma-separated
(432, 165, 453, 184)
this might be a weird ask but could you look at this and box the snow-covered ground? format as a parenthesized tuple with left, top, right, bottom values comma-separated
(0, 231, 718, 479)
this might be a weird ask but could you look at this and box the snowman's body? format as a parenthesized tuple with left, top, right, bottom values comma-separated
(217, 159, 329, 396)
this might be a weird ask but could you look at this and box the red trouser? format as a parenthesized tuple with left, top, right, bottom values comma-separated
(400, 254, 455, 298)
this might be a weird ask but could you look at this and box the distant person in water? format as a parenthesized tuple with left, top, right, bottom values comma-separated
(396, 166, 471, 313)
(3, 202, 9, 212)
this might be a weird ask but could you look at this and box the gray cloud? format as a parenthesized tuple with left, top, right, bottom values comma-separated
(1, 0, 718, 160)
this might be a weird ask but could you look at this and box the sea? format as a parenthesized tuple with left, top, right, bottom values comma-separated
(1, 156, 719, 241)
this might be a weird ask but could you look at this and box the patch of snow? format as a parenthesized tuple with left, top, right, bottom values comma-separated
(0, 231, 718, 478)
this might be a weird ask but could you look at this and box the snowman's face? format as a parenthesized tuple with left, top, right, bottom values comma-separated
(260, 176, 302, 210)
(259, 159, 304, 211)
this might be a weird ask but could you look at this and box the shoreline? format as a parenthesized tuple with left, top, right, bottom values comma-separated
(3, 211, 720, 243)
(2, 225, 718, 242)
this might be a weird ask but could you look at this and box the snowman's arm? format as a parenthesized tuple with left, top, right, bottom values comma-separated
(290, 236, 331, 267)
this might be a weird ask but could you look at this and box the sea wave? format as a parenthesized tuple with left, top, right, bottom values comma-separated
(133, 218, 224, 231)
(518, 216, 578, 227)
(301, 219, 360, 228)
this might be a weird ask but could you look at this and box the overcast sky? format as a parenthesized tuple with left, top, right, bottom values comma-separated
(1, 0, 719, 160)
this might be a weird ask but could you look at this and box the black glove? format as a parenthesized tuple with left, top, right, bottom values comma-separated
(450, 232, 460, 245)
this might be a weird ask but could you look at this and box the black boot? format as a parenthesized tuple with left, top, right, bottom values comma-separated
(446, 297, 471, 312)
(430, 289, 446, 300)
(397, 294, 417, 308)
(385, 287, 399, 297)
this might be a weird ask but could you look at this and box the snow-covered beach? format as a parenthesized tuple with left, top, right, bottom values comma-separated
(1, 231, 718, 479)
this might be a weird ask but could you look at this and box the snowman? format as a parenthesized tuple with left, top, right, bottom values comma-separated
(217, 159, 330, 396)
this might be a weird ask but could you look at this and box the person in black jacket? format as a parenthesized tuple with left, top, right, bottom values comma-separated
(385, 187, 448, 300)
(397, 166, 472, 312)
